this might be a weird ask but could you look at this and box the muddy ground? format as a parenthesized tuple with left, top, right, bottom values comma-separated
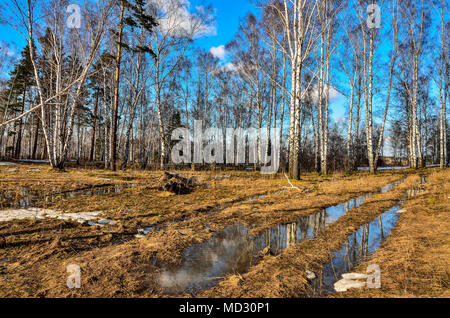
(0, 163, 447, 297)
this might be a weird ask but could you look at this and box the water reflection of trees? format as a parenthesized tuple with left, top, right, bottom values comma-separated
(162, 207, 337, 294)
(311, 210, 393, 296)
(161, 188, 410, 295)
(251, 209, 328, 255)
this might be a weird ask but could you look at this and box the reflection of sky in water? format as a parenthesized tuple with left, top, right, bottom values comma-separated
(310, 180, 426, 296)
(312, 205, 400, 296)
(159, 224, 254, 294)
(158, 180, 403, 295)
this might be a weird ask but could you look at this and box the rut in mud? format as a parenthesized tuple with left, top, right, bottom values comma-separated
(132, 188, 292, 238)
(157, 180, 404, 295)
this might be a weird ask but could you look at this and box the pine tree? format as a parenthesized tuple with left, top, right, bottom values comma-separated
(109, 0, 158, 171)
(3, 45, 34, 158)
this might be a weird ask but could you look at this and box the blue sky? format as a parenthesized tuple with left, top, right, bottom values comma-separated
(0, 0, 447, 160)
(190, 0, 349, 123)
(193, 0, 257, 52)
(0, 0, 404, 127)
(0, 0, 28, 48)
(0, 0, 259, 71)
(0, 0, 348, 127)
(0, 0, 259, 58)
(1, 0, 442, 129)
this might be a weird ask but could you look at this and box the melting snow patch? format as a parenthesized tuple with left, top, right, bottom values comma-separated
(334, 279, 366, 292)
(342, 273, 368, 280)
(137, 227, 154, 235)
(334, 273, 369, 292)
(97, 219, 115, 224)
(0, 208, 104, 224)
(0, 162, 18, 166)
(214, 175, 230, 180)
(306, 270, 316, 280)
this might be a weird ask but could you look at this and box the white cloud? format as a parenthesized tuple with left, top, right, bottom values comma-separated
(328, 86, 340, 100)
(306, 83, 341, 103)
(195, 5, 206, 14)
(0, 41, 17, 58)
(223, 62, 237, 72)
(210, 45, 226, 59)
(209, 62, 237, 74)
(152, 0, 216, 38)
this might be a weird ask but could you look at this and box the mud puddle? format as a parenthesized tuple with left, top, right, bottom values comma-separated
(0, 184, 136, 210)
(157, 180, 404, 295)
(0, 184, 136, 224)
(309, 178, 426, 296)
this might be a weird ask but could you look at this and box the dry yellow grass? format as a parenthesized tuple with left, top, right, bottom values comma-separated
(337, 169, 450, 298)
(0, 164, 435, 297)
(198, 174, 425, 298)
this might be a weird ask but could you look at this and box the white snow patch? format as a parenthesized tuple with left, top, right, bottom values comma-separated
(334, 272, 369, 292)
(0, 208, 105, 223)
(341, 273, 368, 280)
(0, 162, 18, 166)
(334, 278, 366, 292)
(306, 270, 316, 280)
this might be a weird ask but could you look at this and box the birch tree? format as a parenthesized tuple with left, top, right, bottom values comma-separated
(373, 0, 399, 171)
(265, 0, 320, 179)
(399, 0, 430, 168)
(432, 0, 448, 169)
(149, 0, 214, 169)
(1, 0, 114, 169)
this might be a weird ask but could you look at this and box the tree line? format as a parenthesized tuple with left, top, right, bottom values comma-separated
(0, 0, 448, 179)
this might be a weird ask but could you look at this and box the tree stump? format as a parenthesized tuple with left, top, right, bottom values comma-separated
(159, 172, 198, 194)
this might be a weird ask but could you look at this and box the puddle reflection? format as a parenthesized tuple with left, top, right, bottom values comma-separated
(310, 179, 426, 296)
(0, 184, 136, 210)
(158, 180, 403, 295)
(310, 205, 400, 296)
